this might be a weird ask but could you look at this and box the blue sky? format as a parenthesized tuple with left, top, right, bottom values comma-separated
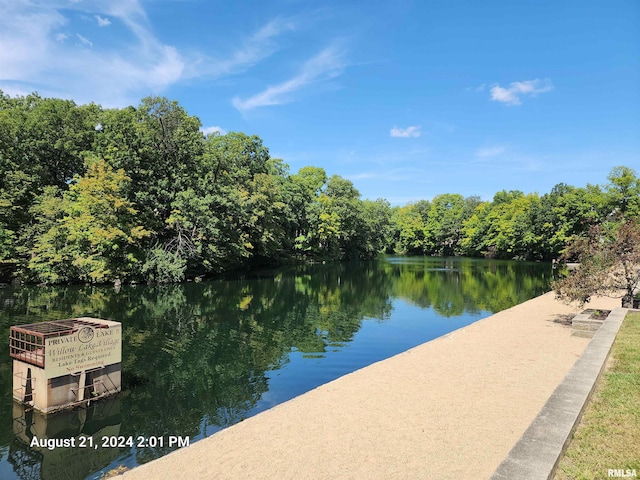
(1, 0, 639, 204)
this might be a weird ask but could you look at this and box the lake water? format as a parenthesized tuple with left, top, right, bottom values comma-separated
(0, 256, 551, 480)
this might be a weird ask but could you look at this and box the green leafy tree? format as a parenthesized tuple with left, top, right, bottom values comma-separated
(293, 173, 367, 259)
(605, 165, 640, 218)
(0, 92, 100, 276)
(423, 194, 467, 256)
(289, 167, 328, 255)
(541, 184, 606, 256)
(392, 203, 426, 254)
(324, 175, 365, 258)
(0, 222, 15, 270)
(0, 92, 99, 188)
(244, 169, 289, 259)
(360, 199, 394, 257)
(147, 131, 286, 278)
(29, 158, 149, 283)
(94, 97, 203, 239)
(140, 248, 188, 284)
(554, 219, 640, 307)
(301, 193, 341, 257)
(460, 191, 545, 260)
(461, 200, 491, 257)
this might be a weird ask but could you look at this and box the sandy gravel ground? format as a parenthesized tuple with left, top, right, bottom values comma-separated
(121, 292, 620, 480)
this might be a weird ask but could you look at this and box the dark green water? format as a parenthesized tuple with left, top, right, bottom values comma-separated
(0, 256, 551, 480)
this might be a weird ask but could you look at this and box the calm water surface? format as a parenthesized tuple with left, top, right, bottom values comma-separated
(0, 256, 551, 480)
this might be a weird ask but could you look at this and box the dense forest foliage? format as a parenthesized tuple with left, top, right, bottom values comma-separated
(1, 92, 639, 284)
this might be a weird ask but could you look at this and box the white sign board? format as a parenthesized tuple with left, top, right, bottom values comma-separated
(44, 324, 121, 379)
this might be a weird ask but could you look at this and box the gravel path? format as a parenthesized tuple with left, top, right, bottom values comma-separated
(121, 292, 620, 480)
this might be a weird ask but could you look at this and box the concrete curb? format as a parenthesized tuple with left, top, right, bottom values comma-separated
(490, 307, 628, 480)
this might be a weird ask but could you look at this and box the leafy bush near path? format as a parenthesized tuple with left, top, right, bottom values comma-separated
(554, 219, 640, 308)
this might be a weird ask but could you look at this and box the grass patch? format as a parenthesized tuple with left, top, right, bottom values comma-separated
(554, 312, 640, 480)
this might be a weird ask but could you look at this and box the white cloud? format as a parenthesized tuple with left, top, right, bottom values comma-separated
(0, 1, 294, 107)
(232, 46, 346, 112)
(490, 79, 553, 106)
(464, 84, 486, 93)
(390, 125, 421, 138)
(186, 17, 296, 80)
(76, 33, 92, 48)
(0, 84, 32, 98)
(95, 15, 111, 27)
(201, 125, 227, 136)
(348, 167, 429, 182)
(475, 145, 506, 158)
(0, 3, 67, 81)
(0, 0, 187, 105)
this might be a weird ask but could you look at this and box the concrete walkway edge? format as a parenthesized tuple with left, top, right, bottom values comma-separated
(490, 307, 628, 480)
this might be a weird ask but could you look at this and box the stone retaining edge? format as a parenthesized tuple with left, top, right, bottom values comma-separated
(489, 307, 628, 480)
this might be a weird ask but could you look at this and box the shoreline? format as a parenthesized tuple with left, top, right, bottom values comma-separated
(121, 292, 620, 480)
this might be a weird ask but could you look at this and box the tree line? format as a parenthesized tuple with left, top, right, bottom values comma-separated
(1, 92, 638, 284)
